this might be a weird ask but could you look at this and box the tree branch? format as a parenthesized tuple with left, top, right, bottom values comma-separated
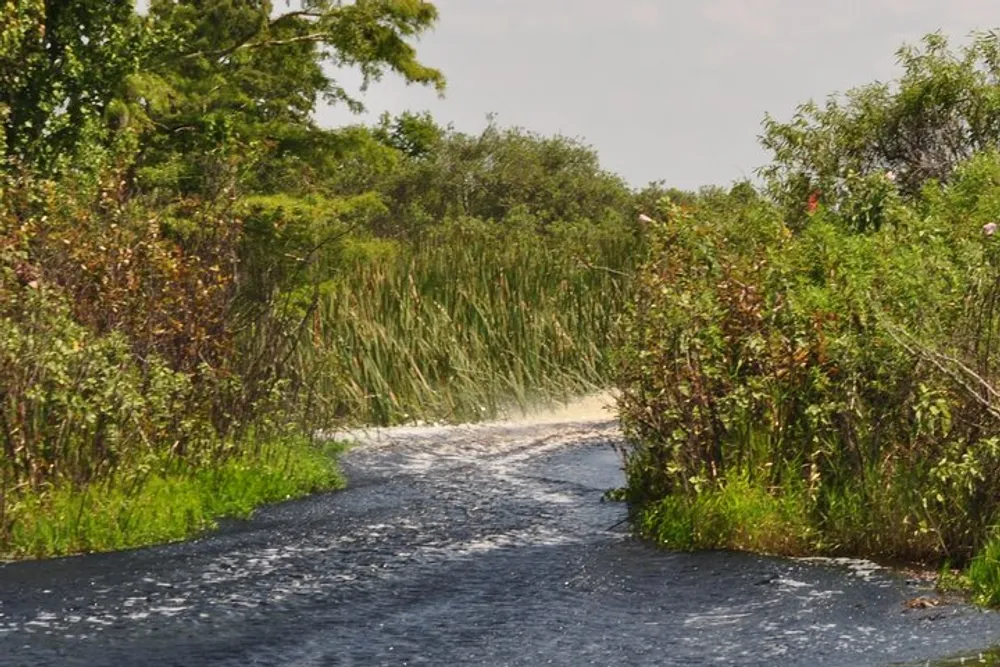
(181, 33, 333, 62)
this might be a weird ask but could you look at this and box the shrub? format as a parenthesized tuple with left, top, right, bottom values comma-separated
(760, 31, 1000, 225)
(617, 157, 1000, 565)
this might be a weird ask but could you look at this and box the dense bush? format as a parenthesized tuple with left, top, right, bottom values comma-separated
(0, 0, 642, 558)
(760, 31, 1000, 228)
(619, 144, 1000, 574)
(618, 35, 1000, 594)
(0, 0, 447, 557)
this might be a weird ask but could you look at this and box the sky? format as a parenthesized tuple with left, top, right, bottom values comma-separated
(315, 0, 1000, 190)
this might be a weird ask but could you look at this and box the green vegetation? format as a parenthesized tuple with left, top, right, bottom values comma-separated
(5, 438, 343, 560)
(16, 0, 1000, 616)
(0, 1, 637, 559)
(617, 31, 1000, 605)
(302, 219, 638, 425)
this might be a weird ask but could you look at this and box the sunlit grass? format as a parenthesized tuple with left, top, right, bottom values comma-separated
(637, 468, 815, 556)
(2, 437, 344, 560)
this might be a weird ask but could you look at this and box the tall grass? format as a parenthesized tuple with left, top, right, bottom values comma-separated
(300, 219, 641, 426)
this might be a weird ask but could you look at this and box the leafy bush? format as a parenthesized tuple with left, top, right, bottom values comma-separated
(619, 33, 1000, 586)
(760, 31, 1000, 226)
(618, 155, 1000, 564)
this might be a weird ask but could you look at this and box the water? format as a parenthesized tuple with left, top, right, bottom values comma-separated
(1, 402, 999, 666)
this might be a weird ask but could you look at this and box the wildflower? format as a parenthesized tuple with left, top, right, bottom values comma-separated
(806, 190, 821, 214)
(885, 170, 897, 182)
(984, 222, 998, 236)
(638, 213, 654, 224)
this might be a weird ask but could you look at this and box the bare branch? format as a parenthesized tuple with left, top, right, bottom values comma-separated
(879, 316, 1000, 421)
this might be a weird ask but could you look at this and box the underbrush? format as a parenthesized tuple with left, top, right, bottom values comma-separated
(0, 168, 348, 559)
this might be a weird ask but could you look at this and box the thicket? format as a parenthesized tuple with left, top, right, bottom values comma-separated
(617, 31, 1000, 604)
(0, 1, 639, 559)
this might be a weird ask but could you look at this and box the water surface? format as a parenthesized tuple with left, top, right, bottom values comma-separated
(1, 406, 999, 666)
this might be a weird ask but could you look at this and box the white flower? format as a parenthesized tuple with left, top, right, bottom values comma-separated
(885, 170, 897, 182)
(638, 214, 655, 224)
(984, 222, 998, 236)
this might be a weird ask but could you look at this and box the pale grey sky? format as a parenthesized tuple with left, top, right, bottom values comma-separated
(316, 0, 1000, 190)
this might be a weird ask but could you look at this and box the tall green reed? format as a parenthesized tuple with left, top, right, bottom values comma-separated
(298, 218, 640, 426)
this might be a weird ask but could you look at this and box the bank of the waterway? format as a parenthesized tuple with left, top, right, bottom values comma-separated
(1, 400, 999, 666)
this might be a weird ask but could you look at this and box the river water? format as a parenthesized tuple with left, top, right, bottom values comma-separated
(1, 398, 1000, 666)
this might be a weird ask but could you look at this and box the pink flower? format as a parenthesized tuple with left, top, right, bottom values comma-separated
(885, 170, 897, 182)
(984, 222, 998, 236)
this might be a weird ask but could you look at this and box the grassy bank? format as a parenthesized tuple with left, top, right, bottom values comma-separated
(2, 437, 343, 560)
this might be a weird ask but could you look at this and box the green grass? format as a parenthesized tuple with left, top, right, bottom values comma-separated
(636, 470, 816, 556)
(2, 436, 344, 560)
(633, 462, 1000, 607)
(969, 534, 1000, 607)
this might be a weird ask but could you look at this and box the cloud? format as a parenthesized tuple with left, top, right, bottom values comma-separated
(701, 0, 1000, 38)
(442, 0, 666, 36)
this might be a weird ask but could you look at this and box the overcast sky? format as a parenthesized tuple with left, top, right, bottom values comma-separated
(316, 0, 1000, 190)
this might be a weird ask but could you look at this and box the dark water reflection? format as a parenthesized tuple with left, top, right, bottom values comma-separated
(1, 418, 1000, 666)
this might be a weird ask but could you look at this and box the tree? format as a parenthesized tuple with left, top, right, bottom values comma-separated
(130, 0, 445, 198)
(759, 31, 1000, 227)
(0, 0, 144, 171)
(366, 118, 633, 236)
(0, 0, 446, 187)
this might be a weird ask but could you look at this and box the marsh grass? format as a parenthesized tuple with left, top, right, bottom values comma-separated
(300, 220, 639, 426)
(2, 437, 344, 560)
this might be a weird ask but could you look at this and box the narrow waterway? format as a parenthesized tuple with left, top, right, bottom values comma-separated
(1, 398, 999, 666)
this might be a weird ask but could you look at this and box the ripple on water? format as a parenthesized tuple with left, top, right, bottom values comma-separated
(0, 404, 1000, 666)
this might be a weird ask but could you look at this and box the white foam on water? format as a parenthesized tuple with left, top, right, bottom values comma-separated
(796, 557, 885, 581)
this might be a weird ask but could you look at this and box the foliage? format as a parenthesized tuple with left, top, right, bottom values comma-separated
(362, 117, 634, 237)
(0, 0, 450, 558)
(620, 33, 1000, 587)
(760, 31, 1000, 227)
(0, 0, 145, 172)
(619, 138, 1000, 569)
(0, 0, 645, 560)
(133, 0, 444, 199)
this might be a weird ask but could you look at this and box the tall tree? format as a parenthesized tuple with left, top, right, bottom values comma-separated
(131, 0, 445, 197)
(0, 0, 143, 171)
